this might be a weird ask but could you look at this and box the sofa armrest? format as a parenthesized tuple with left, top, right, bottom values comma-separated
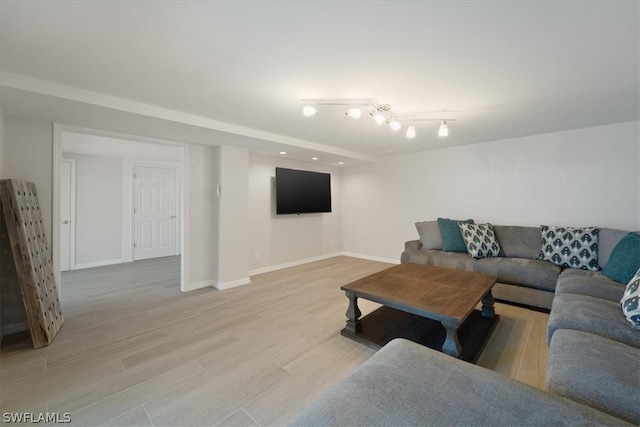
(404, 240, 421, 251)
(291, 339, 630, 426)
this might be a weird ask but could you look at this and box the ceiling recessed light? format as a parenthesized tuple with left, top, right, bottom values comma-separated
(312, 157, 319, 160)
(338, 161, 344, 165)
(280, 151, 287, 155)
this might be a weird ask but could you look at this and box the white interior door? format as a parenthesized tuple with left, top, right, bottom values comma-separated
(60, 159, 75, 271)
(134, 166, 177, 260)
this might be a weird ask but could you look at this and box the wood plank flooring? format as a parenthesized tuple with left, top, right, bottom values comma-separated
(0, 256, 549, 426)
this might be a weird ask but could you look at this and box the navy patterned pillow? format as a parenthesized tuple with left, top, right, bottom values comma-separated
(539, 226, 600, 271)
(621, 268, 640, 330)
(459, 223, 503, 259)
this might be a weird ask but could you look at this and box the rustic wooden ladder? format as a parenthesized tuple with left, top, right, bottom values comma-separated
(0, 179, 64, 348)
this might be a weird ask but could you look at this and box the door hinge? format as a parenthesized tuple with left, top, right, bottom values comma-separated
(133, 243, 137, 248)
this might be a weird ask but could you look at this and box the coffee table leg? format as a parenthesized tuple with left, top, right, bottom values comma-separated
(442, 321, 461, 358)
(481, 289, 495, 318)
(345, 291, 362, 334)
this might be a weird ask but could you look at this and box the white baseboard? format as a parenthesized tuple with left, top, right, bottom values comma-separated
(215, 277, 251, 290)
(72, 258, 123, 270)
(182, 279, 215, 292)
(249, 252, 342, 276)
(1, 321, 29, 337)
(341, 252, 400, 265)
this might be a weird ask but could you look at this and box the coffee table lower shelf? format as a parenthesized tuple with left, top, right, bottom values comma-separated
(340, 306, 499, 363)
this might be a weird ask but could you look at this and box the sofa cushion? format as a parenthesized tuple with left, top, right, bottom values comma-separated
(459, 223, 503, 259)
(602, 232, 640, 284)
(438, 217, 473, 253)
(555, 268, 626, 302)
(402, 249, 476, 272)
(539, 225, 600, 271)
(493, 225, 541, 259)
(548, 293, 640, 348)
(547, 329, 640, 424)
(599, 229, 638, 269)
(621, 268, 640, 330)
(415, 221, 442, 250)
(475, 258, 560, 292)
(292, 338, 628, 427)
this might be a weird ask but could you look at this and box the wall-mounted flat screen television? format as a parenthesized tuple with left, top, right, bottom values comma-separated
(276, 167, 331, 215)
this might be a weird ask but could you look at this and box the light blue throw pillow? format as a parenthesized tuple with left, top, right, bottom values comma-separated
(438, 218, 474, 253)
(603, 232, 640, 283)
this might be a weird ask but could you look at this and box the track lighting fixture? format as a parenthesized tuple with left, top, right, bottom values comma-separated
(301, 99, 455, 139)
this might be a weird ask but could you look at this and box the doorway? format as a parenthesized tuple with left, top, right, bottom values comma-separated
(53, 127, 186, 292)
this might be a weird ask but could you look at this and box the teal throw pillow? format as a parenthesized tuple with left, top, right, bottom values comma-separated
(603, 232, 640, 283)
(438, 218, 474, 252)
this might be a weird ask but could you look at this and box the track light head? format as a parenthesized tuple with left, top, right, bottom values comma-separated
(406, 123, 416, 139)
(438, 120, 449, 137)
(302, 105, 318, 117)
(388, 119, 402, 132)
(370, 110, 386, 125)
(345, 108, 362, 119)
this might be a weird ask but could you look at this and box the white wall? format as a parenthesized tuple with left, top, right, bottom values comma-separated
(217, 145, 250, 288)
(63, 153, 123, 267)
(185, 144, 219, 289)
(249, 154, 342, 273)
(4, 117, 54, 249)
(342, 121, 640, 261)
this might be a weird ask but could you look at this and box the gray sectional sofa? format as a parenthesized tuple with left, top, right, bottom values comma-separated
(291, 338, 632, 426)
(401, 222, 632, 310)
(291, 222, 640, 425)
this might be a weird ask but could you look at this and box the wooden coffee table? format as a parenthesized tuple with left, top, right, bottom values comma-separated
(340, 263, 499, 362)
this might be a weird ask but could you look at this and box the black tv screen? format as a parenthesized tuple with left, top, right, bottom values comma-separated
(276, 167, 331, 214)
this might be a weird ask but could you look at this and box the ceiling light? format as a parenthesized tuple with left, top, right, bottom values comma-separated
(300, 99, 456, 138)
(370, 110, 386, 125)
(338, 161, 344, 165)
(302, 105, 318, 117)
(345, 108, 362, 119)
(312, 157, 318, 160)
(388, 119, 402, 132)
(406, 123, 416, 139)
(280, 151, 287, 155)
(438, 120, 449, 137)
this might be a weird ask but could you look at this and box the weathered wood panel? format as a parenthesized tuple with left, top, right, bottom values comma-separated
(0, 179, 63, 348)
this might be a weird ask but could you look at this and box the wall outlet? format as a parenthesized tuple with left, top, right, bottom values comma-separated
(191, 209, 201, 219)
(331, 240, 336, 247)
(254, 252, 261, 262)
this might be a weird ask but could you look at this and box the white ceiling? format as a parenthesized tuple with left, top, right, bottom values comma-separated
(1, 1, 638, 165)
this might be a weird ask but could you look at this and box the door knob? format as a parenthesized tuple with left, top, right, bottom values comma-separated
(62, 220, 70, 224)
(170, 215, 177, 219)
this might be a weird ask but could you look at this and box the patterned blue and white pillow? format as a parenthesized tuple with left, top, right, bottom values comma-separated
(539, 226, 600, 271)
(458, 223, 503, 259)
(621, 268, 640, 330)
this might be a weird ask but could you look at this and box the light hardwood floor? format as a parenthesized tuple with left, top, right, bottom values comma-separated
(0, 256, 549, 426)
